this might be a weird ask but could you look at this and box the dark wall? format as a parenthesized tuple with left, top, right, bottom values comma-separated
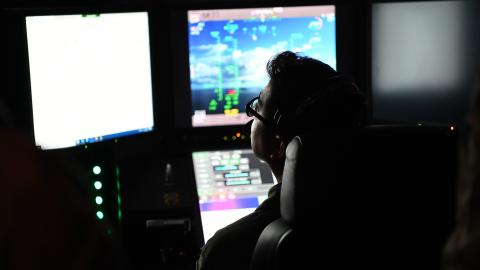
(1, 10, 32, 133)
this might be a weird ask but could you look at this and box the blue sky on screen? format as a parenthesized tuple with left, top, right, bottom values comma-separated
(188, 14, 336, 91)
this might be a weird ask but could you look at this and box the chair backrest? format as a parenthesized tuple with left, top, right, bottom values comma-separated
(250, 124, 458, 270)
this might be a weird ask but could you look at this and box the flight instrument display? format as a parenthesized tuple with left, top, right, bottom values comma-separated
(188, 5, 336, 127)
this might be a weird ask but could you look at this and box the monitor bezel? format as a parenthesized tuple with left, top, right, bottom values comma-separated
(21, 7, 161, 151)
(171, 1, 358, 133)
(367, 0, 480, 126)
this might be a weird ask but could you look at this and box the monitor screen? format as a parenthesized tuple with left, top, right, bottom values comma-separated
(192, 149, 276, 243)
(26, 12, 154, 150)
(371, 1, 478, 125)
(188, 5, 336, 127)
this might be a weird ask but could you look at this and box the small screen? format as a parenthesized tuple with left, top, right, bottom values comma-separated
(188, 5, 336, 127)
(26, 12, 154, 149)
(192, 149, 276, 243)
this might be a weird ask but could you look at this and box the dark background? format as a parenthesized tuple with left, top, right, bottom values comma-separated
(0, 0, 478, 269)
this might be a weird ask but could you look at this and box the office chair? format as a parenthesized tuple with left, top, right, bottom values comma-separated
(250, 125, 457, 270)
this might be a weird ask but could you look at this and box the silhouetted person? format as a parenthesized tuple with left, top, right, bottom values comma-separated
(196, 51, 365, 270)
(443, 70, 480, 270)
(0, 102, 124, 269)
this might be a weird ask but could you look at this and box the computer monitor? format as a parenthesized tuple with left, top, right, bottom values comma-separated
(188, 5, 336, 127)
(25, 12, 154, 150)
(192, 149, 276, 243)
(371, 1, 479, 125)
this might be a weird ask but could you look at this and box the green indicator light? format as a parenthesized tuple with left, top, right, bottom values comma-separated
(94, 181, 102, 190)
(95, 196, 103, 205)
(223, 136, 228, 141)
(96, 211, 104, 220)
(115, 165, 122, 222)
(92, 166, 101, 175)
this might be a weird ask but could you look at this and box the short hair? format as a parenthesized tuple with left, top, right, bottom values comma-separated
(266, 51, 365, 136)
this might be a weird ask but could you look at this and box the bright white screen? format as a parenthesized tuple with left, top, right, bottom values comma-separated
(26, 12, 154, 149)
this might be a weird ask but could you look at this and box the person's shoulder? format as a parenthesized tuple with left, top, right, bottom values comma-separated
(197, 211, 272, 270)
(203, 210, 265, 252)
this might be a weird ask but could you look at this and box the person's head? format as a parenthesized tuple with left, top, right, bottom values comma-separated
(248, 51, 365, 181)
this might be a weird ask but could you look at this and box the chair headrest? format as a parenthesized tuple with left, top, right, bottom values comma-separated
(280, 129, 354, 227)
(280, 136, 302, 226)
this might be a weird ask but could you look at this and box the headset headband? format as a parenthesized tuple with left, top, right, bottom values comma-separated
(272, 74, 360, 133)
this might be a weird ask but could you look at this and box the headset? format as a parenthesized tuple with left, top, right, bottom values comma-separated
(271, 75, 363, 134)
